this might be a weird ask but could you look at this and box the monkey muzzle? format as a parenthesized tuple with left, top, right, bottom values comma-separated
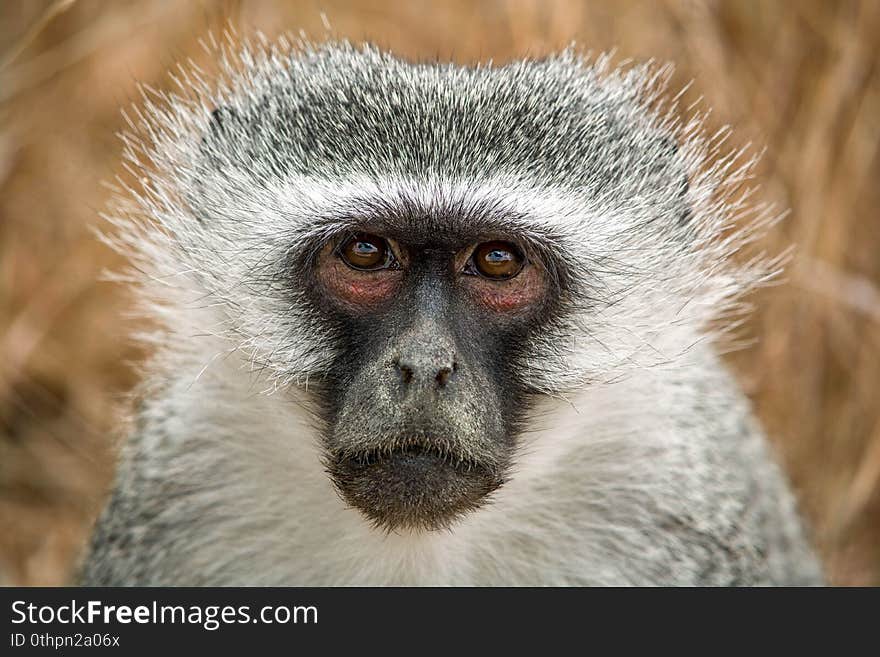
(321, 303, 516, 531)
(327, 441, 505, 531)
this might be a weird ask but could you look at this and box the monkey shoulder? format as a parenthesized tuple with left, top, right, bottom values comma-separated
(605, 366, 823, 586)
(473, 362, 823, 586)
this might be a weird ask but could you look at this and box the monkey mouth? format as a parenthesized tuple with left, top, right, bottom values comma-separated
(327, 443, 504, 532)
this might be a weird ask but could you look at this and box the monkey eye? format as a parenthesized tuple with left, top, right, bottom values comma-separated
(465, 241, 525, 280)
(338, 233, 395, 271)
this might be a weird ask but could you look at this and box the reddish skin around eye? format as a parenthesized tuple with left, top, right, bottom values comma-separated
(316, 241, 546, 313)
(316, 243, 401, 310)
(465, 264, 548, 313)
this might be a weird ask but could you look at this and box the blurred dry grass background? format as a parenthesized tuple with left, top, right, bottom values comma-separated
(0, 0, 878, 585)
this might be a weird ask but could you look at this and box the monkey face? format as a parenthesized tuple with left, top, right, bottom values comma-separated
(175, 45, 697, 533)
(303, 224, 558, 531)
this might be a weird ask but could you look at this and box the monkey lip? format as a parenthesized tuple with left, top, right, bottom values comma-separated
(327, 444, 504, 531)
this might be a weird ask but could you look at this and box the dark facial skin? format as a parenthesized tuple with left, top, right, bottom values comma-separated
(307, 223, 553, 531)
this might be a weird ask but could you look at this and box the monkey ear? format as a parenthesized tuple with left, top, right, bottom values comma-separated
(191, 106, 241, 224)
(675, 170, 692, 225)
(208, 106, 238, 135)
(199, 106, 239, 164)
(657, 136, 692, 225)
(677, 187, 693, 224)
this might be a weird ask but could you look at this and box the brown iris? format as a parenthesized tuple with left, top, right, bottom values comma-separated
(339, 233, 390, 270)
(470, 241, 525, 280)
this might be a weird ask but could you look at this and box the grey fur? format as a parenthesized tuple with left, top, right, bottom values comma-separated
(79, 38, 823, 585)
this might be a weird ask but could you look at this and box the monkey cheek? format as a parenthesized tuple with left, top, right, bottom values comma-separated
(327, 445, 505, 531)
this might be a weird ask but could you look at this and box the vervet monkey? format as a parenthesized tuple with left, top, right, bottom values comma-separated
(80, 38, 823, 585)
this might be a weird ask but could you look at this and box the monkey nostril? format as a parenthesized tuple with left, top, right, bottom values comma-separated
(398, 364, 414, 385)
(435, 366, 453, 387)
(394, 358, 457, 388)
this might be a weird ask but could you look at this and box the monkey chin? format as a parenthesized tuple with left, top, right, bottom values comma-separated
(326, 444, 505, 533)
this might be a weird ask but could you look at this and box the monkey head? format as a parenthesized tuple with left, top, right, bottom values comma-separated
(125, 43, 755, 533)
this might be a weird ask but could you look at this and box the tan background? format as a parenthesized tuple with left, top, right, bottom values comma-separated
(1, 0, 878, 585)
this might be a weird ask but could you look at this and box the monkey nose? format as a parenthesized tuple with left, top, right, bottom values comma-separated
(394, 355, 458, 389)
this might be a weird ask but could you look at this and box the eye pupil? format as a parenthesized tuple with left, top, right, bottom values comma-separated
(472, 241, 524, 280)
(341, 233, 388, 270)
(354, 241, 377, 256)
(486, 249, 512, 263)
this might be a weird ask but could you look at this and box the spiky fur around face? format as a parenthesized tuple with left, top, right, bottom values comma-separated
(80, 36, 823, 585)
